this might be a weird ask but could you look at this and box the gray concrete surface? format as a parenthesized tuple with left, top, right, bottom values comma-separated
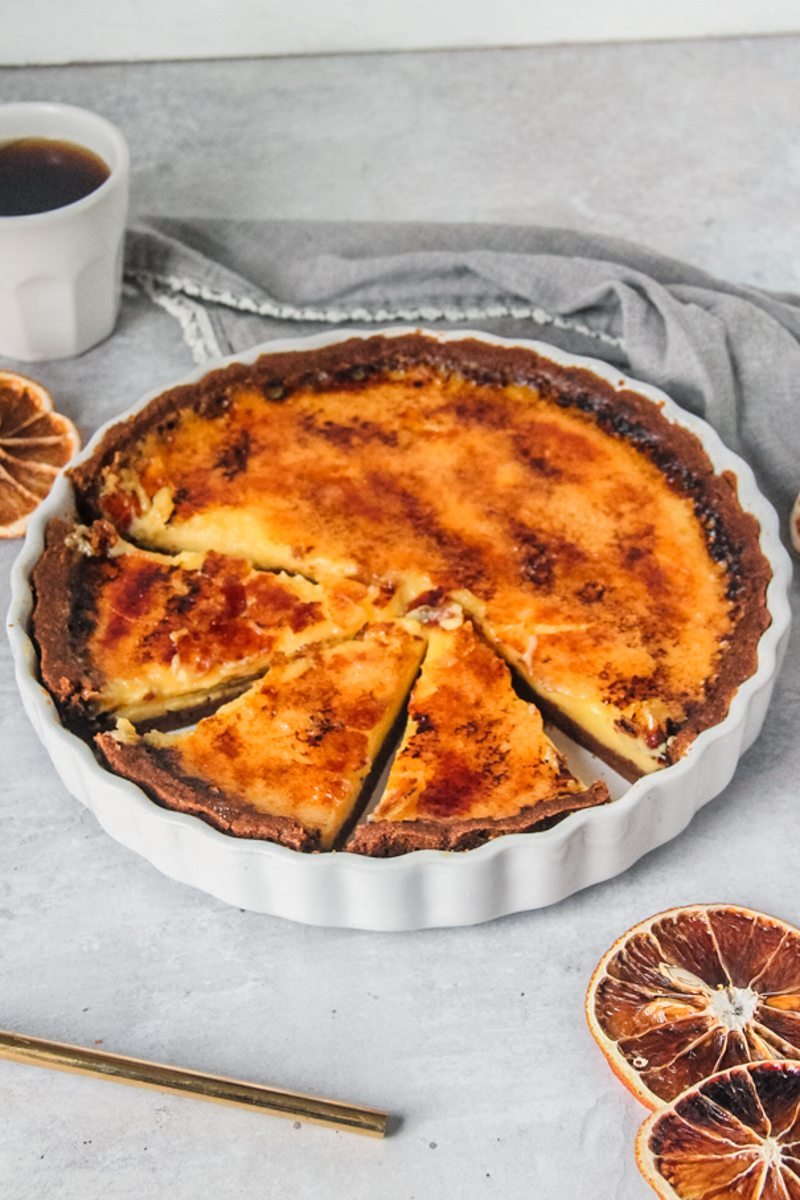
(1, 37, 799, 1200)
(2, 37, 800, 290)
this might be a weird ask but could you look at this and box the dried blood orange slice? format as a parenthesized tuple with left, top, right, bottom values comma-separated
(0, 370, 79, 538)
(636, 1061, 800, 1200)
(586, 905, 800, 1108)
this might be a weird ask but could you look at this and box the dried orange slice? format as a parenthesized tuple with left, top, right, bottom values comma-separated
(636, 1060, 800, 1199)
(586, 905, 800, 1108)
(0, 370, 79, 538)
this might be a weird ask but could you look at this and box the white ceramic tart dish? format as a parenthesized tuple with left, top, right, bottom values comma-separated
(7, 328, 793, 930)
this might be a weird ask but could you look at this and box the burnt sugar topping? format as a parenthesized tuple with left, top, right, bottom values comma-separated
(33, 516, 386, 726)
(96, 622, 427, 850)
(347, 620, 610, 856)
(33, 333, 771, 854)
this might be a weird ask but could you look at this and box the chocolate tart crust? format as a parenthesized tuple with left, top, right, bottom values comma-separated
(346, 780, 610, 857)
(96, 732, 320, 852)
(31, 517, 102, 719)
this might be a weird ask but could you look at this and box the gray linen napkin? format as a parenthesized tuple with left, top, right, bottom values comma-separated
(125, 218, 800, 526)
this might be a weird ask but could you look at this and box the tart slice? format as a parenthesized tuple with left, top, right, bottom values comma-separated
(347, 616, 609, 856)
(33, 517, 384, 725)
(96, 622, 427, 851)
(453, 591, 674, 781)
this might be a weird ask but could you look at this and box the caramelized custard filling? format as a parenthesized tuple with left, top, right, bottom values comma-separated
(103, 622, 426, 849)
(369, 620, 599, 825)
(91, 365, 739, 770)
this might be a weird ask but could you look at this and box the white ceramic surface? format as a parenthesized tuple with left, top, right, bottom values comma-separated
(7, 328, 792, 929)
(0, 102, 129, 361)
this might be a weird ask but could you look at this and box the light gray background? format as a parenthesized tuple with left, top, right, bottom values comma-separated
(1, 37, 798, 1199)
(5, 0, 800, 66)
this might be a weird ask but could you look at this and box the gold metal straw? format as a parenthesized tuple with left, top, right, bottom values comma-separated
(0, 1029, 388, 1138)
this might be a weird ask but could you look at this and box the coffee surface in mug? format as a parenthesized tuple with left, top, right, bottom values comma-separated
(0, 137, 110, 216)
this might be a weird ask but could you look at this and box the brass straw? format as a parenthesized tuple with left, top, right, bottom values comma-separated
(0, 1029, 388, 1138)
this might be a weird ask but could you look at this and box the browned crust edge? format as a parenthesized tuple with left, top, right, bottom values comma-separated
(345, 780, 611, 856)
(31, 517, 100, 718)
(96, 733, 321, 852)
(69, 332, 772, 771)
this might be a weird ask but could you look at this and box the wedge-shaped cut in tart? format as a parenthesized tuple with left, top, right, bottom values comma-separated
(71, 334, 770, 782)
(453, 590, 684, 781)
(33, 517, 383, 725)
(347, 617, 609, 856)
(96, 622, 426, 851)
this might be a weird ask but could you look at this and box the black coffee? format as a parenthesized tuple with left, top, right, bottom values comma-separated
(0, 137, 110, 216)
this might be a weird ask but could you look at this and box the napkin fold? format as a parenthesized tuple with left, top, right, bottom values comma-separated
(125, 218, 800, 517)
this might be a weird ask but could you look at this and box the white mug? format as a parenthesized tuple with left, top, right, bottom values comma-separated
(0, 102, 129, 361)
